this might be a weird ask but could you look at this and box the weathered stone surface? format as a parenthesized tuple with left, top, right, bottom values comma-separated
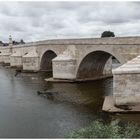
(10, 51, 22, 67)
(103, 56, 112, 75)
(52, 45, 77, 79)
(22, 50, 39, 71)
(2, 53, 11, 64)
(113, 55, 140, 105)
(0, 54, 4, 63)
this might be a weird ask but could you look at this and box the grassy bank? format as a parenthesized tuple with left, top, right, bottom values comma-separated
(67, 120, 140, 138)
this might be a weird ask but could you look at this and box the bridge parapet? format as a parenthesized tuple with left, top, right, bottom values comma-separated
(113, 55, 140, 105)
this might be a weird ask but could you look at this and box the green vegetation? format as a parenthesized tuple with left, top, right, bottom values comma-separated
(20, 39, 25, 44)
(67, 120, 140, 138)
(0, 39, 25, 46)
(12, 39, 25, 45)
(101, 31, 115, 37)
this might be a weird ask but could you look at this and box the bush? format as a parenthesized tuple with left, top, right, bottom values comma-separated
(67, 120, 140, 138)
(101, 31, 115, 37)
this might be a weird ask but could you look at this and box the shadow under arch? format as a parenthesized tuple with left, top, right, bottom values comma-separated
(76, 51, 121, 80)
(40, 50, 57, 72)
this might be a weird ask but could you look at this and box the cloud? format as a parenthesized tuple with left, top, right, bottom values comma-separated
(0, 1, 140, 42)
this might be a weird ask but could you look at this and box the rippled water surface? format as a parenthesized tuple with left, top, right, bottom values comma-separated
(0, 66, 139, 138)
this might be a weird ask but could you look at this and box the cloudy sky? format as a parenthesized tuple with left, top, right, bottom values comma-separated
(0, 1, 140, 42)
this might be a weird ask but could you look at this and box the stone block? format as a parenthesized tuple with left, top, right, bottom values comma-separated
(22, 50, 39, 71)
(23, 57, 39, 71)
(2, 53, 11, 64)
(10, 56, 22, 67)
(10, 51, 22, 67)
(52, 59, 77, 79)
(52, 45, 77, 80)
(113, 55, 140, 105)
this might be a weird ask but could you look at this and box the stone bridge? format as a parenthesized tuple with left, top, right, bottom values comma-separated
(0, 37, 140, 106)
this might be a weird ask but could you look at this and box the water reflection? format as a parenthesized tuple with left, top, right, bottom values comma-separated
(0, 66, 139, 138)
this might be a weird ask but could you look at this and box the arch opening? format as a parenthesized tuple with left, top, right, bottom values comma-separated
(40, 50, 57, 72)
(77, 51, 121, 80)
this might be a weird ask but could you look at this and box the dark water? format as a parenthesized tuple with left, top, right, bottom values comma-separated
(0, 66, 139, 138)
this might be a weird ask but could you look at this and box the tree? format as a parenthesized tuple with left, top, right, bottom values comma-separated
(20, 39, 25, 44)
(101, 31, 115, 38)
(12, 39, 25, 45)
(0, 41, 3, 46)
(12, 40, 19, 45)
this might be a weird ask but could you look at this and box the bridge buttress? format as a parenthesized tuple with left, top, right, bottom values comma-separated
(52, 45, 77, 80)
(22, 49, 40, 72)
(10, 51, 22, 68)
(113, 55, 140, 105)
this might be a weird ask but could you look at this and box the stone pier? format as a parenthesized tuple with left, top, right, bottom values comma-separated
(2, 53, 11, 65)
(23, 49, 39, 72)
(113, 55, 140, 106)
(10, 51, 22, 68)
(52, 45, 77, 80)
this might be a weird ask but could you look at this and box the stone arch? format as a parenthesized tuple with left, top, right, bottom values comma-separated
(76, 50, 121, 80)
(40, 50, 57, 71)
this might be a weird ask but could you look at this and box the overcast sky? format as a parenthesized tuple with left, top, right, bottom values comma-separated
(0, 1, 140, 42)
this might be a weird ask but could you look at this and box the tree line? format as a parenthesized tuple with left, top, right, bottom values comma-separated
(0, 39, 25, 46)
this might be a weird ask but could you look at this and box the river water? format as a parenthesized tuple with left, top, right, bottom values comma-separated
(0, 66, 140, 138)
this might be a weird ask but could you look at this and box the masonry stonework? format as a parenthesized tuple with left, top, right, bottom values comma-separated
(10, 51, 22, 67)
(0, 37, 140, 106)
(113, 55, 140, 105)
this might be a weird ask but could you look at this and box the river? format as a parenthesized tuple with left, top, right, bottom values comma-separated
(0, 66, 139, 138)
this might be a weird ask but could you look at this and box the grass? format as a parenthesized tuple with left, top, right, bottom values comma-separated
(67, 120, 140, 138)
